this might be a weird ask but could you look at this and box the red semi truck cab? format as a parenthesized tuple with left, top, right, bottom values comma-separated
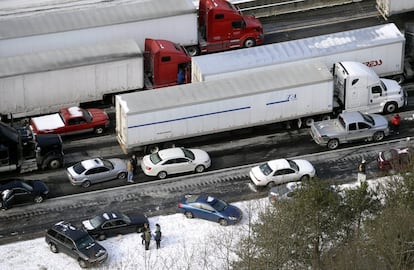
(197, 0, 264, 54)
(145, 38, 191, 88)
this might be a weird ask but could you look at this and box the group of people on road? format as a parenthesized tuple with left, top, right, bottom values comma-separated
(141, 223, 162, 250)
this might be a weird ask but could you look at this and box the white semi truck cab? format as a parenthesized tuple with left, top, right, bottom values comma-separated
(333, 61, 406, 114)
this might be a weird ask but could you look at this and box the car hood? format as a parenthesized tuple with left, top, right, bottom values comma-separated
(223, 205, 242, 220)
(370, 114, 388, 128)
(30, 180, 49, 195)
(190, 149, 211, 164)
(88, 108, 109, 123)
(293, 160, 315, 175)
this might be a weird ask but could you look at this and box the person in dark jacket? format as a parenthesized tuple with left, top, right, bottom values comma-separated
(154, 223, 162, 249)
(142, 223, 151, 250)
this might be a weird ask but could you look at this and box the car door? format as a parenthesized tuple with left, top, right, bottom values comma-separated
(10, 187, 31, 206)
(272, 168, 297, 184)
(197, 203, 217, 222)
(66, 117, 89, 135)
(101, 221, 118, 237)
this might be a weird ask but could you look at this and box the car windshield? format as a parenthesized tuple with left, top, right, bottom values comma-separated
(120, 213, 131, 223)
(75, 234, 96, 249)
(259, 163, 273, 176)
(182, 148, 195, 160)
(88, 215, 105, 229)
(149, 153, 162, 164)
(210, 198, 228, 212)
(288, 160, 299, 171)
(102, 159, 114, 169)
(361, 113, 374, 125)
(73, 163, 86, 174)
(20, 181, 33, 192)
(81, 108, 93, 122)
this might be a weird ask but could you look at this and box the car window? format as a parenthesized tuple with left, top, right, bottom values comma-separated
(175, 158, 189, 164)
(259, 163, 273, 176)
(13, 188, 29, 195)
(85, 168, 99, 175)
(200, 203, 215, 212)
(75, 235, 95, 249)
(20, 182, 33, 192)
(55, 233, 66, 243)
(288, 160, 299, 171)
(361, 113, 374, 125)
(102, 159, 114, 170)
(149, 153, 162, 164)
(358, 122, 370, 130)
(73, 163, 86, 174)
(210, 198, 227, 212)
(275, 169, 294, 175)
(181, 148, 195, 160)
(349, 123, 357, 131)
(102, 221, 116, 229)
(89, 216, 104, 229)
(114, 220, 127, 226)
(96, 167, 110, 173)
(81, 108, 92, 122)
(64, 237, 75, 248)
(163, 159, 175, 165)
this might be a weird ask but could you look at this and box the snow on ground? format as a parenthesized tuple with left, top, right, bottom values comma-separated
(0, 198, 269, 270)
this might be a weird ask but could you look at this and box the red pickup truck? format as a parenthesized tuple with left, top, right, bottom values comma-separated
(30, 107, 109, 136)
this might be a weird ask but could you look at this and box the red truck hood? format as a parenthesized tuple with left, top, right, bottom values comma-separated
(88, 108, 109, 124)
(244, 15, 263, 32)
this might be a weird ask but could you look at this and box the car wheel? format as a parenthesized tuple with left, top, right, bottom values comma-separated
(244, 38, 256, 48)
(157, 171, 167, 179)
(34, 196, 44, 203)
(219, 219, 228, 226)
(94, 126, 105, 135)
(300, 175, 310, 181)
(195, 165, 205, 173)
(98, 234, 106, 241)
(327, 139, 339, 150)
(49, 243, 58, 253)
(78, 259, 88, 268)
(184, 211, 193, 219)
(373, 131, 385, 142)
(117, 172, 127, 179)
(81, 181, 91, 188)
(267, 181, 276, 188)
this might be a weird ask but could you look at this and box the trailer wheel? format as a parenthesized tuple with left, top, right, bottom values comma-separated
(327, 139, 339, 150)
(146, 144, 160, 154)
(321, 115, 331, 121)
(373, 131, 385, 142)
(383, 102, 398, 114)
(305, 118, 315, 127)
(244, 38, 256, 48)
(186, 46, 199, 57)
(392, 74, 405, 84)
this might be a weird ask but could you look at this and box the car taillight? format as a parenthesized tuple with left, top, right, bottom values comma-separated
(145, 166, 152, 171)
(178, 203, 183, 208)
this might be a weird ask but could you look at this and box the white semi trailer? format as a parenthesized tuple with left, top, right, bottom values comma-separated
(116, 60, 405, 154)
(191, 23, 409, 83)
(376, 0, 414, 17)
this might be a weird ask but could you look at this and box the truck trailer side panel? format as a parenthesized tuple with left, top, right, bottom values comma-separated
(192, 23, 405, 82)
(0, 0, 198, 57)
(376, 0, 414, 17)
(0, 41, 143, 118)
(116, 60, 334, 153)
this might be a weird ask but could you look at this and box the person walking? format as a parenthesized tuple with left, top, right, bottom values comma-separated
(127, 158, 134, 183)
(142, 223, 151, 250)
(131, 154, 138, 175)
(154, 224, 162, 249)
(390, 114, 401, 134)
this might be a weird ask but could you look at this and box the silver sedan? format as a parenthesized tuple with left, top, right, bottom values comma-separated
(67, 158, 127, 187)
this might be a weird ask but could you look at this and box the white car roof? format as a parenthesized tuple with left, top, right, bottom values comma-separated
(267, 159, 290, 171)
(81, 158, 103, 170)
(158, 148, 185, 160)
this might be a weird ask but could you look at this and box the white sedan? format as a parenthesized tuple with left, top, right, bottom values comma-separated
(249, 158, 315, 187)
(141, 147, 211, 179)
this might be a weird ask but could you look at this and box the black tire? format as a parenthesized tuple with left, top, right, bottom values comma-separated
(157, 171, 167, 179)
(49, 243, 58, 253)
(373, 131, 385, 142)
(195, 165, 205, 173)
(45, 157, 62, 170)
(304, 117, 315, 127)
(219, 219, 228, 226)
(146, 144, 160, 154)
(34, 196, 44, 203)
(244, 38, 256, 48)
(94, 126, 105, 135)
(267, 181, 276, 188)
(184, 211, 193, 219)
(300, 175, 310, 181)
(117, 172, 127, 179)
(78, 259, 88, 268)
(81, 181, 91, 188)
(327, 139, 339, 150)
(186, 46, 200, 57)
(383, 102, 398, 114)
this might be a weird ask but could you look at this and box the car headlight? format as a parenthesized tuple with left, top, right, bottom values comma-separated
(228, 216, 238, 221)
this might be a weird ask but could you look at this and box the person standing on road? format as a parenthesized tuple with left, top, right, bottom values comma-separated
(154, 223, 162, 249)
(131, 154, 138, 175)
(127, 158, 134, 183)
(142, 223, 152, 251)
(390, 114, 401, 134)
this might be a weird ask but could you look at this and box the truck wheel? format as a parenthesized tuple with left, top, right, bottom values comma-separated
(34, 196, 44, 203)
(327, 139, 339, 150)
(244, 38, 256, 48)
(186, 46, 199, 57)
(146, 144, 160, 154)
(195, 165, 205, 173)
(157, 171, 168, 179)
(392, 74, 405, 84)
(373, 131, 385, 142)
(305, 117, 315, 127)
(383, 102, 398, 114)
(94, 126, 105, 135)
(46, 157, 62, 170)
(81, 181, 91, 188)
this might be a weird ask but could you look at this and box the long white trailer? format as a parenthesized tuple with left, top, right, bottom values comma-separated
(191, 23, 406, 82)
(376, 0, 414, 17)
(117, 57, 405, 154)
(116, 60, 334, 154)
(0, 40, 143, 118)
(0, 0, 197, 57)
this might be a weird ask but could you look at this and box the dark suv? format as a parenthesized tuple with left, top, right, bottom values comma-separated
(45, 221, 108, 268)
